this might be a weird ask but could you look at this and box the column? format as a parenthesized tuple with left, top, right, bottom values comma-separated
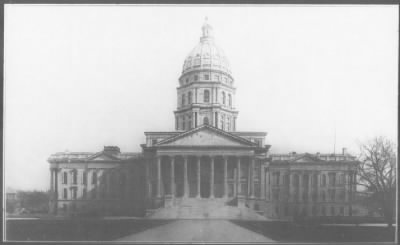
(197, 157, 201, 198)
(192, 111, 195, 129)
(54, 169, 59, 215)
(145, 160, 150, 198)
(184, 156, 188, 198)
(157, 156, 162, 198)
(260, 164, 265, 199)
(309, 172, 313, 202)
(210, 157, 214, 198)
(171, 156, 175, 197)
(224, 156, 228, 198)
(50, 169, 54, 197)
(250, 158, 255, 199)
(237, 157, 242, 196)
(299, 172, 303, 202)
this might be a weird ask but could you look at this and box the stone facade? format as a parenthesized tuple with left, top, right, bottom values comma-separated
(48, 20, 358, 219)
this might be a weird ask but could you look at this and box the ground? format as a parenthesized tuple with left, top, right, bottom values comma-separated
(116, 220, 275, 242)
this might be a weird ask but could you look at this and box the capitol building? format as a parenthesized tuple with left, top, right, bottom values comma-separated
(48, 20, 358, 220)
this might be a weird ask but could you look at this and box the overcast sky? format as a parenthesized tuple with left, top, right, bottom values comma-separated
(4, 5, 398, 191)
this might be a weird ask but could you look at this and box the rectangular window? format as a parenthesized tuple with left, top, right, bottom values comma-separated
(72, 188, 77, 200)
(204, 74, 209, 80)
(63, 172, 68, 184)
(83, 172, 87, 185)
(63, 188, 68, 199)
(73, 171, 77, 185)
(82, 188, 87, 199)
(328, 173, 336, 186)
(92, 172, 97, 185)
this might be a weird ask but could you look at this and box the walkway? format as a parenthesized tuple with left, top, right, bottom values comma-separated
(116, 220, 275, 242)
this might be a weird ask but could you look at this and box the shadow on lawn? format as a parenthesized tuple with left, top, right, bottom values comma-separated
(230, 220, 395, 243)
(6, 218, 172, 241)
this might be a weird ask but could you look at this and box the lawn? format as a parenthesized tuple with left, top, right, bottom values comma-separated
(6, 218, 171, 241)
(231, 220, 396, 242)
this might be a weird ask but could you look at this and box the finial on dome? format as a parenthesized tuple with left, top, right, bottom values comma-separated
(201, 17, 213, 41)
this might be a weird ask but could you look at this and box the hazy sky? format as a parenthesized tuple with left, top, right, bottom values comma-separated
(4, 5, 398, 191)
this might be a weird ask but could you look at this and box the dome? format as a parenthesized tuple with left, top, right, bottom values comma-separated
(182, 20, 231, 75)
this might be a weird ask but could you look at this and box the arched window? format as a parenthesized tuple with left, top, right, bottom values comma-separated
(222, 92, 226, 105)
(92, 172, 97, 185)
(63, 172, 68, 184)
(182, 94, 186, 106)
(228, 94, 232, 106)
(188, 92, 192, 104)
(204, 90, 210, 103)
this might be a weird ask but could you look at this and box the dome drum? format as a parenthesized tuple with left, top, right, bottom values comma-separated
(179, 70, 234, 87)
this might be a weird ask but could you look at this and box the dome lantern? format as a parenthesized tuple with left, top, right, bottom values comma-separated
(201, 17, 213, 42)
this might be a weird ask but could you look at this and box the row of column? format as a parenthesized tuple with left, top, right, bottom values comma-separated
(267, 170, 356, 203)
(155, 155, 256, 199)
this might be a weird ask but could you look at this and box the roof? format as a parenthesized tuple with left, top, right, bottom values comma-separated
(48, 149, 142, 163)
(270, 153, 358, 165)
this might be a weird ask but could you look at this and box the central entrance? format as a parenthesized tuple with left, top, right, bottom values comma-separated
(200, 157, 211, 198)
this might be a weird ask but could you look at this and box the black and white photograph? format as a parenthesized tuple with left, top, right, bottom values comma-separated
(3, 4, 398, 243)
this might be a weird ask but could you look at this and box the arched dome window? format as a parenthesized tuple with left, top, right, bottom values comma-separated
(182, 93, 186, 106)
(204, 90, 210, 103)
(222, 92, 226, 105)
(228, 94, 232, 107)
(188, 92, 192, 104)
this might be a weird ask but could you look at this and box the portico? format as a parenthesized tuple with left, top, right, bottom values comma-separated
(155, 154, 256, 199)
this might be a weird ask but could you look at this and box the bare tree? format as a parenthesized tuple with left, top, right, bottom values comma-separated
(357, 136, 396, 226)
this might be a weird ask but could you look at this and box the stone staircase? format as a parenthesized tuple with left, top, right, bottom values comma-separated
(148, 198, 267, 220)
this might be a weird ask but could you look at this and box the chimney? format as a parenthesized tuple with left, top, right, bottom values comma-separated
(103, 146, 120, 155)
(342, 147, 347, 155)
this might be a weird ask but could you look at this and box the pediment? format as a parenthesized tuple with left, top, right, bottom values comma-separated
(156, 125, 256, 147)
(291, 154, 322, 163)
(86, 152, 119, 161)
